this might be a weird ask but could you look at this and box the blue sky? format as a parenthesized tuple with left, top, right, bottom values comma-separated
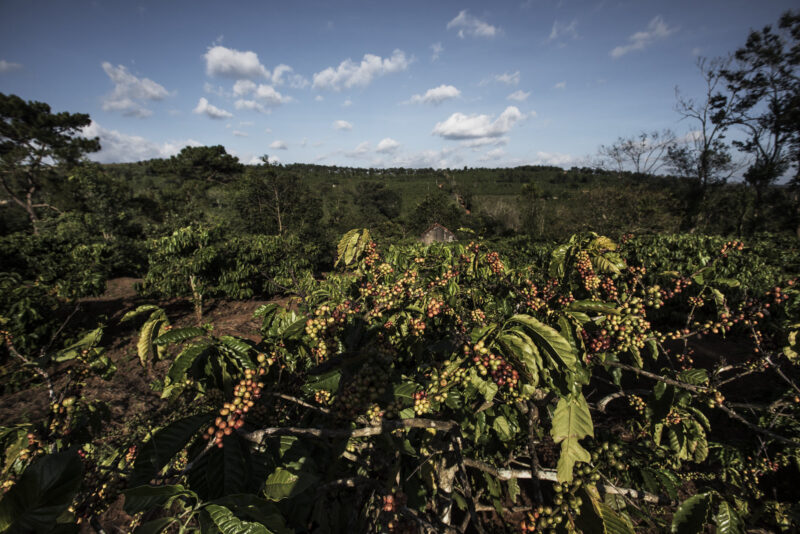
(0, 0, 795, 169)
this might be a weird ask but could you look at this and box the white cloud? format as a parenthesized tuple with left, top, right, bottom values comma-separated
(343, 99, 353, 107)
(333, 120, 353, 131)
(548, 19, 578, 42)
(193, 97, 233, 119)
(460, 136, 509, 149)
(346, 141, 371, 158)
(264, 128, 272, 133)
(312, 49, 410, 91)
(479, 148, 506, 161)
(0, 60, 22, 73)
(376, 138, 400, 153)
(239, 121, 254, 127)
(409, 84, 461, 105)
(204, 82, 228, 97)
(447, 10, 499, 39)
(534, 151, 574, 166)
(81, 120, 201, 163)
(300, 137, 308, 147)
(553, 81, 566, 89)
(610, 15, 677, 58)
(204, 45, 269, 79)
(233, 79, 257, 96)
(389, 148, 462, 169)
(101, 62, 169, 117)
(315, 95, 324, 102)
(232, 130, 248, 137)
(432, 106, 525, 140)
(234, 99, 269, 114)
(270, 140, 288, 150)
(271, 64, 309, 88)
(507, 90, 530, 102)
(431, 42, 443, 61)
(481, 71, 520, 86)
(254, 84, 292, 105)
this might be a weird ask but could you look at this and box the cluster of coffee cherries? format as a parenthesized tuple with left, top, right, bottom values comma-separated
(426, 298, 444, 318)
(600, 276, 619, 301)
(486, 251, 505, 275)
(520, 463, 599, 533)
(413, 391, 431, 415)
(580, 328, 612, 359)
(470, 308, 486, 324)
(427, 266, 460, 289)
(600, 305, 651, 353)
(377, 262, 394, 277)
(576, 251, 600, 292)
(704, 388, 725, 408)
(203, 368, 265, 448)
(363, 242, 380, 267)
(520, 279, 547, 312)
(467, 341, 520, 394)
(720, 240, 745, 257)
(333, 362, 389, 419)
(409, 317, 426, 336)
(592, 441, 625, 471)
(314, 389, 332, 405)
(380, 491, 414, 533)
(627, 394, 646, 415)
(366, 403, 385, 421)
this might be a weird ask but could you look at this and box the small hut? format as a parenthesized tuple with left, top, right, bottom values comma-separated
(420, 223, 456, 245)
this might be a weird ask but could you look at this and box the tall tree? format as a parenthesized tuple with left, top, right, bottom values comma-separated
(720, 11, 800, 227)
(0, 93, 100, 232)
(668, 58, 739, 229)
(598, 129, 677, 178)
(167, 145, 243, 184)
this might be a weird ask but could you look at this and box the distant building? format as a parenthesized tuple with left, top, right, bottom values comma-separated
(421, 223, 456, 245)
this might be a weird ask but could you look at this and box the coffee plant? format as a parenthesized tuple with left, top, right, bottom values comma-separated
(1, 229, 799, 533)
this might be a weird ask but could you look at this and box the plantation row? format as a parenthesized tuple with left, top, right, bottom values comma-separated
(0, 230, 799, 533)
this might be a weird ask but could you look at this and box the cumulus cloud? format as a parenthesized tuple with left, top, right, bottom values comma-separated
(81, 120, 201, 163)
(481, 71, 520, 86)
(534, 151, 574, 166)
(101, 62, 169, 117)
(312, 50, 410, 91)
(389, 148, 462, 169)
(234, 99, 269, 114)
(346, 141, 371, 158)
(271, 64, 309, 88)
(548, 19, 578, 42)
(204, 46, 269, 79)
(431, 42, 443, 61)
(447, 10, 499, 39)
(554, 81, 566, 89)
(0, 60, 22, 73)
(193, 97, 233, 119)
(507, 90, 530, 102)
(460, 137, 509, 149)
(610, 15, 677, 58)
(233, 79, 256, 96)
(376, 138, 400, 153)
(254, 84, 292, 105)
(333, 120, 353, 131)
(270, 140, 288, 150)
(409, 84, 461, 105)
(432, 106, 524, 140)
(479, 148, 506, 161)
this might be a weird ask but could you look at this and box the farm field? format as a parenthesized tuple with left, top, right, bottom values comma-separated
(2, 5, 800, 533)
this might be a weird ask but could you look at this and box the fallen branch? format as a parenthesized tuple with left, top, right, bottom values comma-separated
(462, 458, 671, 505)
(240, 418, 457, 443)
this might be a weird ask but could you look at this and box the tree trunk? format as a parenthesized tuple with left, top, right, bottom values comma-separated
(189, 275, 203, 325)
